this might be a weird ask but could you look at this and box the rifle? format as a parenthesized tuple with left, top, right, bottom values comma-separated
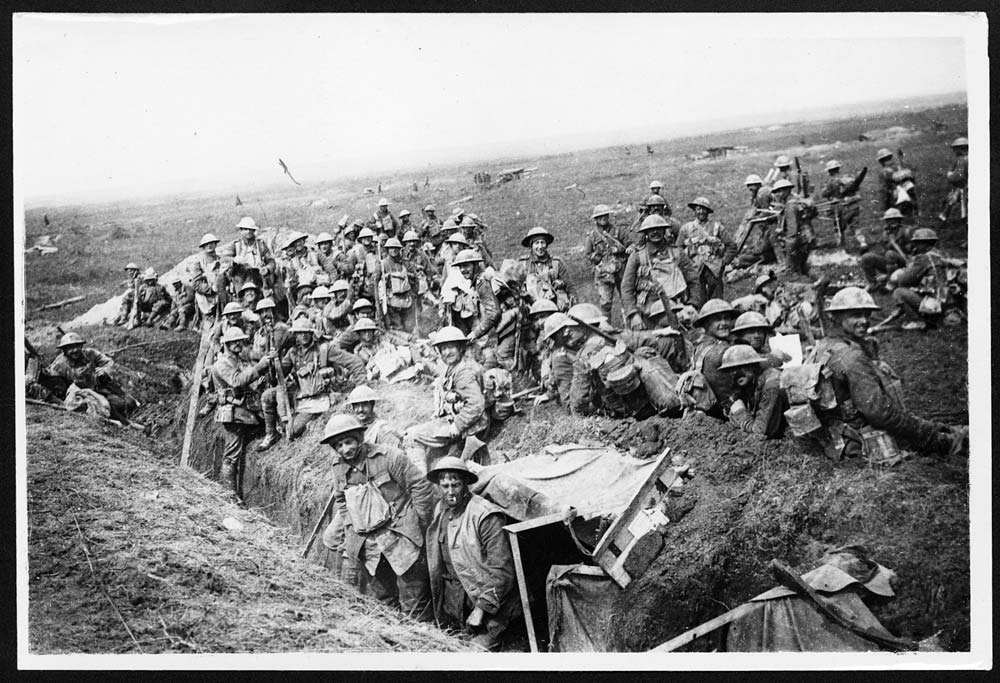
(268, 328, 292, 439)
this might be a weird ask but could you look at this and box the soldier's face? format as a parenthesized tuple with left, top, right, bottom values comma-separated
(835, 310, 871, 338)
(738, 329, 767, 351)
(350, 401, 375, 422)
(240, 228, 256, 241)
(437, 471, 469, 509)
(437, 342, 464, 365)
(329, 433, 362, 460)
(694, 207, 709, 222)
(531, 238, 549, 258)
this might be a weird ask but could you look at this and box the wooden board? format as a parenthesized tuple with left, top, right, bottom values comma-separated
(180, 320, 213, 468)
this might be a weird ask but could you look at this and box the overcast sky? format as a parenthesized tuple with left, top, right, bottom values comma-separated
(13, 12, 982, 202)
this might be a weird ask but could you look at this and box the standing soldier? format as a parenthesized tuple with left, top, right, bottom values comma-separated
(319, 413, 435, 620)
(345, 385, 402, 449)
(939, 137, 968, 224)
(211, 327, 274, 502)
(518, 226, 575, 312)
(584, 204, 631, 320)
(47, 332, 140, 424)
(677, 197, 737, 307)
(820, 160, 862, 251)
(111, 262, 142, 326)
(134, 268, 172, 327)
(218, 217, 276, 310)
(161, 276, 197, 331)
(421, 204, 445, 251)
(371, 198, 400, 238)
(875, 148, 898, 212)
(374, 237, 418, 333)
(621, 214, 693, 331)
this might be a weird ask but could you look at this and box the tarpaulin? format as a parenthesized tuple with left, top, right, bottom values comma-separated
(471, 444, 658, 521)
(545, 564, 619, 652)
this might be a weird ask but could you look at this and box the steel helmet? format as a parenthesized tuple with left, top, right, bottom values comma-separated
(732, 311, 772, 333)
(399, 209, 411, 218)
(521, 226, 555, 248)
(876, 148, 893, 161)
(310, 285, 331, 300)
(315, 231, 334, 244)
(541, 312, 578, 341)
(57, 332, 85, 349)
(591, 204, 611, 219)
(649, 180, 664, 190)
(644, 194, 667, 207)
(431, 326, 469, 346)
(719, 345, 769, 370)
(445, 233, 469, 247)
(745, 174, 763, 186)
(529, 298, 559, 316)
(352, 298, 374, 312)
(687, 197, 714, 213)
(142, 268, 158, 280)
(426, 455, 479, 484)
(290, 318, 317, 334)
(771, 178, 795, 192)
(826, 286, 880, 312)
(384, 237, 403, 250)
(378, 198, 390, 207)
(238, 281, 259, 294)
(568, 302, 605, 326)
(330, 279, 350, 293)
(353, 317, 378, 332)
(346, 385, 380, 405)
(357, 227, 376, 240)
(882, 208, 904, 221)
(255, 297, 276, 312)
(638, 214, 669, 232)
(753, 272, 776, 293)
(694, 298, 736, 324)
(236, 216, 258, 230)
(319, 413, 365, 445)
(774, 155, 791, 167)
(280, 231, 307, 251)
(424, 204, 437, 213)
(402, 230, 420, 243)
(910, 228, 939, 243)
(452, 248, 484, 266)
(222, 302, 245, 316)
(220, 327, 249, 344)
(951, 137, 968, 147)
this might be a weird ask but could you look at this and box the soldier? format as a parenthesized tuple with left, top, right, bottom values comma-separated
(345, 384, 402, 449)
(859, 208, 911, 292)
(370, 197, 399, 238)
(717, 345, 787, 438)
(939, 137, 968, 223)
(134, 268, 172, 327)
(161, 276, 197, 331)
(888, 228, 951, 331)
(518, 226, 574, 312)
(584, 204, 631, 320)
(407, 326, 490, 470)
(731, 311, 790, 368)
(211, 327, 274, 501)
(320, 413, 434, 620)
(442, 249, 499, 355)
(47, 332, 139, 424)
(805, 287, 966, 459)
(677, 197, 737, 306)
(420, 204, 445, 251)
(875, 148, 898, 212)
(425, 457, 520, 651)
(820, 160, 861, 251)
(621, 214, 694, 331)
(218, 217, 276, 310)
(111, 262, 142, 326)
(770, 178, 814, 276)
(373, 237, 418, 333)
(190, 233, 222, 321)
(259, 319, 365, 449)
(690, 299, 738, 413)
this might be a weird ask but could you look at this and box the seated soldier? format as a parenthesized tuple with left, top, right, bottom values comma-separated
(47, 332, 139, 424)
(717, 345, 787, 438)
(425, 457, 521, 651)
(407, 326, 490, 471)
(345, 385, 402, 449)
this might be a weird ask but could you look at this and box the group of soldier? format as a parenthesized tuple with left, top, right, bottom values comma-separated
(33, 137, 969, 650)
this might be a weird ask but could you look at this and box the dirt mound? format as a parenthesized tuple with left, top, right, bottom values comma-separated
(26, 405, 470, 654)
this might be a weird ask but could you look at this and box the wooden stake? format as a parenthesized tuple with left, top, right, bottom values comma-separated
(180, 320, 213, 468)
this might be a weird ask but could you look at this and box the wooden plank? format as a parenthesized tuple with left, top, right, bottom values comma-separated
(180, 320, 213, 468)
(649, 601, 764, 652)
(507, 530, 538, 653)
